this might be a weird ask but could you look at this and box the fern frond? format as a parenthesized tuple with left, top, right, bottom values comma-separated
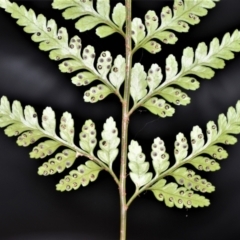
(30, 140, 61, 159)
(38, 149, 76, 175)
(0, 96, 119, 184)
(170, 167, 215, 193)
(189, 156, 220, 172)
(150, 179, 210, 208)
(1, 1, 123, 102)
(151, 137, 170, 175)
(52, 0, 125, 37)
(129, 30, 240, 117)
(128, 140, 153, 189)
(79, 120, 97, 155)
(143, 98, 175, 118)
(130, 63, 148, 103)
(97, 117, 120, 170)
(133, 0, 219, 54)
(56, 161, 102, 191)
(167, 102, 240, 172)
(0, 96, 79, 156)
(128, 101, 240, 208)
(0, 0, 9, 8)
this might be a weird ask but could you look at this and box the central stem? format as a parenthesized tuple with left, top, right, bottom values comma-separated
(119, 0, 132, 240)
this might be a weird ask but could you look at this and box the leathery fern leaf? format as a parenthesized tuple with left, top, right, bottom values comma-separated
(0, 96, 76, 156)
(0, 97, 65, 157)
(134, 0, 219, 53)
(1, 0, 121, 103)
(56, 161, 102, 192)
(172, 102, 240, 165)
(133, 30, 240, 117)
(97, 117, 120, 169)
(128, 141, 153, 189)
(0, 96, 116, 180)
(170, 168, 215, 193)
(144, 101, 240, 208)
(130, 63, 148, 103)
(38, 149, 76, 175)
(143, 98, 175, 118)
(151, 137, 170, 175)
(79, 120, 97, 155)
(0, 95, 120, 190)
(150, 179, 210, 208)
(52, 0, 125, 37)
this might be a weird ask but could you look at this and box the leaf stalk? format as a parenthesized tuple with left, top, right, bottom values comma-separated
(119, 0, 132, 239)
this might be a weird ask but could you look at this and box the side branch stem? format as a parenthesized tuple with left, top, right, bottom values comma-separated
(119, 1, 132, 240)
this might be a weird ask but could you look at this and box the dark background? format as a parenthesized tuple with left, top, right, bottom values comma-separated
(1, 0, 240, 239)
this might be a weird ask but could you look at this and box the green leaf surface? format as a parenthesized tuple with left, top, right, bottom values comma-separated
(82, 45, 96, 69)
(0, 0, 10, 8)
(30, 140, 61, 159)
(96, 25, 116, 38)
(143, 98, 175, 118)
(175, 77, 200, 90)
(132, 18, 146, 45)
(84, 84, 112, 103)
(1, 2, 116, 101)
(147, 64, 163, 92)
(75, 16, 101, 32)
(60, 112, 74, 144)
(42, 107, 56, 135)
(4, 123, 29, 137)
(165, 55, 178, 81)
(150, 179, 210, 208)
(0, 96, 78, 156)
(0, 96, 115, 189)
(158, 87, 190, 106)
(174, 133, 188, 163)
(181, 31, 240, 78)
(52, 0, 93, 11)
(162, 0, 216, 34)
(97, 0, 110, 18)
(52, 0, 124, 37)
(11, 100, 24, 121)
(134, 0, 218, 53)
(134, 30, 240, 116)
(203, 120, 218, 145)
(145, 10, 158, 35)
(189, 156, 220, 172)
(58, 60, 83, 74)
(145, 101, 240, 208)
(190, 126, 205, 152)
(130, 63, 147, 103)
(0, 96, 11, 115)
(79, 120, 97, 154)
(151, 137, 170, 175)
(112, 3, 126, 29)
(142, 40, 161, 54)
(38, 149, 76, 175)
(203, 145, 228, 160)
(109, 55, 126, 90)
(24, 106, 40, 128)
(153, 31, 178, 45)
(170, 101, 240, 177)
(56, 161, 102, 191)
(17, 131, 43, 147)
(97, 51, 112, 78)
(171, 167, 215, 193)
(128, 140, 152, 188)
(97, 117, 120, 169)
(71, 71, 98, 87)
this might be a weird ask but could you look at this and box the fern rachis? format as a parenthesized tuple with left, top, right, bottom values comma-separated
(0, 0, 240, 239)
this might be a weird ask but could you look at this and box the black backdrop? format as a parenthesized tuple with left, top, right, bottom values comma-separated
(1, 1, 240, 239)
